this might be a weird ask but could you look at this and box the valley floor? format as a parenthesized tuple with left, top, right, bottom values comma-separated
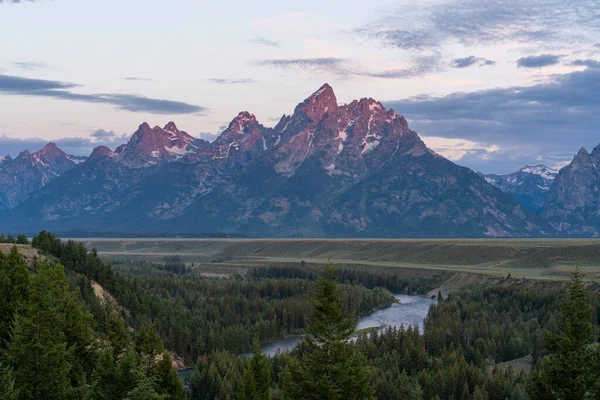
(71, 237, 600, 281)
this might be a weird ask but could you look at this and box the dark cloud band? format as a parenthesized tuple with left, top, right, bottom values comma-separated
(0, 74, 207, 115)
(451, 56, 495, 68)
(384, 68, 600, 172)
(517, 54, 560, 68)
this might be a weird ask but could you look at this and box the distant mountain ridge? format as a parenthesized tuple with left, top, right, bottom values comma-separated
(482, 165, 558, 212)
(0, 83, 586, 237)
(0, 143, 85, 210)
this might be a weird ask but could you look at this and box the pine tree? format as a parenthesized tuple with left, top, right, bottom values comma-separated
(7, 262, 74, 399)
(0, 363, 19, 400)
(135, 322, 165, 361)
(0, 247, 29, 345)
(283, 265, 375, 400)
(107, 311, 133, 357)
(149, 351, 186, 400)
(125, 375, 166, 400)
(527, 267, 598, 399)
(241, 336, 270, 400)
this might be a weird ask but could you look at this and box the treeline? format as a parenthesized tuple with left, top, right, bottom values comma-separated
(0, 234, 29, 245)
(251, 265, 447, 294)
(0, 245, 184, 399)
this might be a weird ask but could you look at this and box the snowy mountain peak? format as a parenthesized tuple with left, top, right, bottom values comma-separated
(519, 165, 558, 180)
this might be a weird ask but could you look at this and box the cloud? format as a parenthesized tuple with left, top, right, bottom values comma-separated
(123, 77, 153, 82)
(595, 44, 600, 48)
(256, 58, 346, 73)
(354, 0, 599, 51)
(251, 37, 280, 47)
(451, 56, 495, 68)
(256, 56, 441, 79)
(0, 0, 36, 3)
(12, 60, 50, 71)
(571, 59, 600, 69)
(384, 68, 600, 173)
(205, 78, 255, 85)
(0, 74, 207, 115)
(89, 129, 129, 143)
(0, 74, 74, 91)
(517, 54, 561, 68)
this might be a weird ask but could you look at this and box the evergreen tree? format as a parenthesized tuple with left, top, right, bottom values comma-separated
(7, 262, 75, 399)
(135, 322, 165, 361)
(0, 362, 19, 400)
(0, 247, 29, 345)
(107, 311, 132, 357)
(149, 351, 186, 400)
(283, 266, 375, 400)
(125, 375, 166, 400)
(527, 268, 598, 399)
(241, 336, 270, 400)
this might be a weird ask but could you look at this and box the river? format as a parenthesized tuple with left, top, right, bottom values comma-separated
(246, 293, 437, 357)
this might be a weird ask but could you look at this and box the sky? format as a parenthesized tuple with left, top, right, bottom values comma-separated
(0, 0, 599, 174)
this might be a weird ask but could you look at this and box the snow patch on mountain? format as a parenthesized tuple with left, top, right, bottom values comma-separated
(520, 165, 558, 180)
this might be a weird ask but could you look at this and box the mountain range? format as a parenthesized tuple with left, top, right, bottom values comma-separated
(0, 84, 597, 237)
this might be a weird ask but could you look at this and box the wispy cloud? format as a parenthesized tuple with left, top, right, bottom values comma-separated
(205, 78, 255, 85)
(12, 60, 50, 71)
(256, 56, 442, 79)
(0, 74, 207, 115)
(451, 56, 495, 68)
(123, 77, 154, 82)
(251, 37, 280, 47)
(517, 54, 561, 68)
(256, 57, 346, 73)
(354, 0, 599, 51)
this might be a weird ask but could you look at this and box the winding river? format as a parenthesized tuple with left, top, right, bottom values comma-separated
(248, 293, 437, 357)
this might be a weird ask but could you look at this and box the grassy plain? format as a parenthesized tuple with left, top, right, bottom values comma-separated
(68, 238, 600, 281)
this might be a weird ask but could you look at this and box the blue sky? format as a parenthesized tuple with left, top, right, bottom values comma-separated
(0, 0, 599, 173)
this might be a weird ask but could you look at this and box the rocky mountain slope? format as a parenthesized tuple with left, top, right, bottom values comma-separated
(541, 146, 600, 236)
(482, 165, 558, 212)
(1, 84, 547, 237)
(0, 143, 82, 210)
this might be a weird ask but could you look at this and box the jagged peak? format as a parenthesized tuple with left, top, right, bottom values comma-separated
(37, 142, 67, 157)
(576, 147, 590, 157)
(89, 145, 116, 160)
(230, 111, 258, 126)
(17, 150, 31, 158)
(295, 83, 338, 122)
(310, 83, 334, 99)
(163, 121, 179, 133)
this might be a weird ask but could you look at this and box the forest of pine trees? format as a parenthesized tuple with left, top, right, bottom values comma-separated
(1, 230, 600, 399)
